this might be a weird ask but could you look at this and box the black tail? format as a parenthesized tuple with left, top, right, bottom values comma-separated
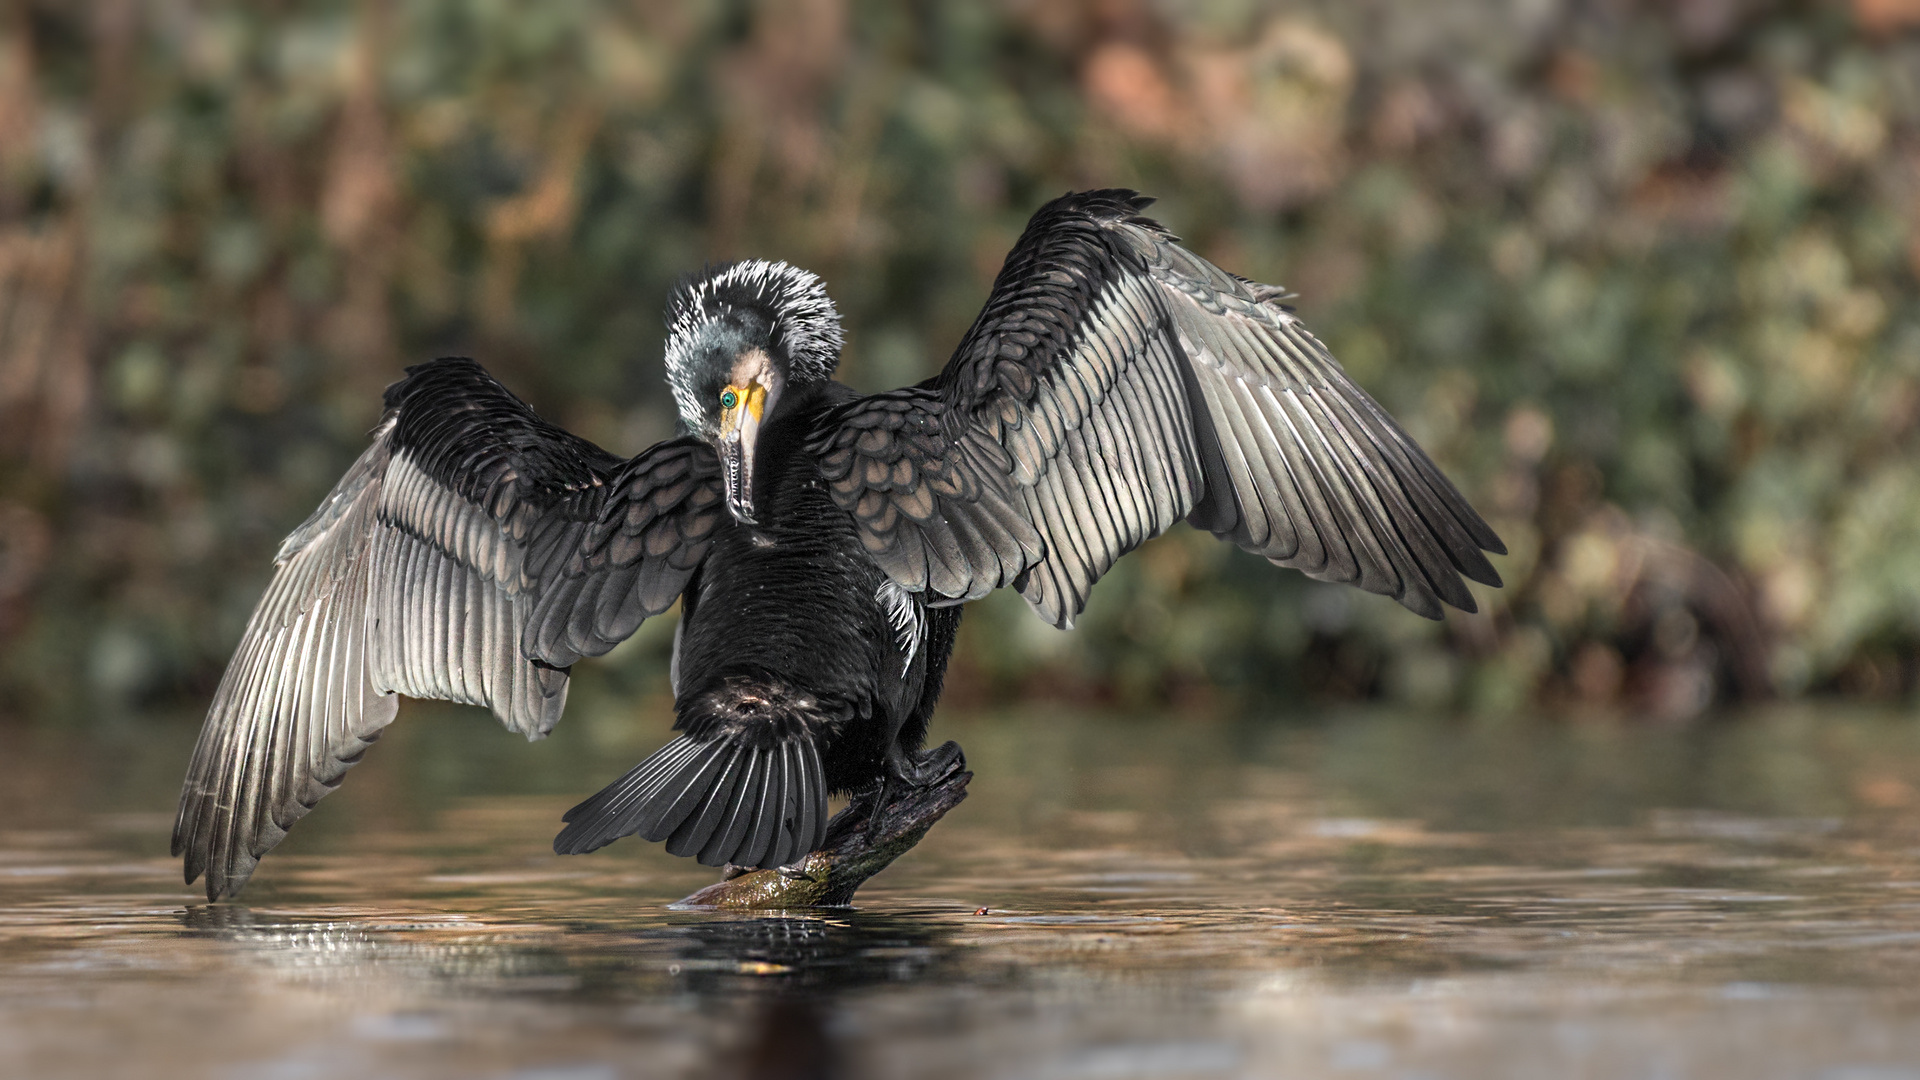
(553, 732, 829, 868)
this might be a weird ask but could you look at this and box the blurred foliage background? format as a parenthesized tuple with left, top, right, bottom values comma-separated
(2, 0, 1919, 725)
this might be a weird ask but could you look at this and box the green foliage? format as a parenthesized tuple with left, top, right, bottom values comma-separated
(1, 0, 1917, 721)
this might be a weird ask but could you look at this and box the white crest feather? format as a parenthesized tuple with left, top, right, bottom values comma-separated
(663, 260, 845, 431)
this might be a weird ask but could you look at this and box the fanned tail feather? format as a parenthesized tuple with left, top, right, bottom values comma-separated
(553, 733, 828, 868)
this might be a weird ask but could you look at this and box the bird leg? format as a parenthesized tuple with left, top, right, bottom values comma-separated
(858, 774, 893, 846)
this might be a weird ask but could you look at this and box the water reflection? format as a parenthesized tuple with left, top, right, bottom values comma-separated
(643, 915, 949, 1080)
(178, 908, 951, 990)
(6, 704, 1920, 1078)
(653, 914, 949, 992)
(175, 904, 955, 1076)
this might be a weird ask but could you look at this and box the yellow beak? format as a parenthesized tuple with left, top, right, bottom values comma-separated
(718, 382, 767, 524)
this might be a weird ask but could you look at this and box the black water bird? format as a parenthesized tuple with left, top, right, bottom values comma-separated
(173, 190, 1505, 900)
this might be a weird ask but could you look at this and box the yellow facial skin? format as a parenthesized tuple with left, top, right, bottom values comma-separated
(718, 382, 767, 436)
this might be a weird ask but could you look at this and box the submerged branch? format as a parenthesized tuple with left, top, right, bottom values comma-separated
(676, 765, 972, 909)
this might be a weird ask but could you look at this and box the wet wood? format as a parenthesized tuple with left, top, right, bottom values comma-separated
(675, 766, 972, 909)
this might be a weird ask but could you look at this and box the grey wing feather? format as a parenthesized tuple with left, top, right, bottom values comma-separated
(368, 447, 571, 735)
(174, 422, 568, 901)
(813, 189, 1503, 629)
(174, 359, 725, 901)
(176, 423, 411, 901)
(1135, 225, 1503, 616)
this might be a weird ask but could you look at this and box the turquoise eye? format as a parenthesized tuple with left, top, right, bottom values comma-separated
(720, 390, 739, 410)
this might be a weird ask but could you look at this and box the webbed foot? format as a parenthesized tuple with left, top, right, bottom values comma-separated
(863, 741, 968, 843)
(894, 740, 967, 787)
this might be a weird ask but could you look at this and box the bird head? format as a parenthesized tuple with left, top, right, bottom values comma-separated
(664, 260, 845, 524)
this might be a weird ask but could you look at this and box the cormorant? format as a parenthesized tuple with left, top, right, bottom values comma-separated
(173, 190, 1505, 900)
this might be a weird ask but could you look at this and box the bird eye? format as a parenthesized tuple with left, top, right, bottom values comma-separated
(720, 389, 739, 410)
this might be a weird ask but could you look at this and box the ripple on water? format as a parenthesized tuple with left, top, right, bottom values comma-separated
(4, 704, 1920, 1077)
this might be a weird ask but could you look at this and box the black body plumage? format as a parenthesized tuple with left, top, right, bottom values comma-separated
(173, 191, 1505, 900)
(551, 380, 961, 867)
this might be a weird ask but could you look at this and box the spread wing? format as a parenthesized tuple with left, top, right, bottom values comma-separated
(814, 189, 1505, 628)
(173, 358, 726, 900)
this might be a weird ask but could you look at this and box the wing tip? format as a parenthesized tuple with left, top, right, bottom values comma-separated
(1468, 559, 1505, 589)
(1034, 188, 1170, 238)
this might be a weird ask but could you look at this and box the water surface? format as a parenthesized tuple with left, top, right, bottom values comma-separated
(5, 699, 1920, 1078)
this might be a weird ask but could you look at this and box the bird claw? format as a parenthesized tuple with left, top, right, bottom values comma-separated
(775, 863, 815, 882)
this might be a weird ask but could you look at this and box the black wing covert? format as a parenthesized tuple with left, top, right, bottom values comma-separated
(814, 190, 1505, 628)
(174, 358, 725, 900)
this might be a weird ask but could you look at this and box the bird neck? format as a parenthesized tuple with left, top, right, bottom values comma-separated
(759, 379, 850, 446)
(745, 378, 848, 500)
